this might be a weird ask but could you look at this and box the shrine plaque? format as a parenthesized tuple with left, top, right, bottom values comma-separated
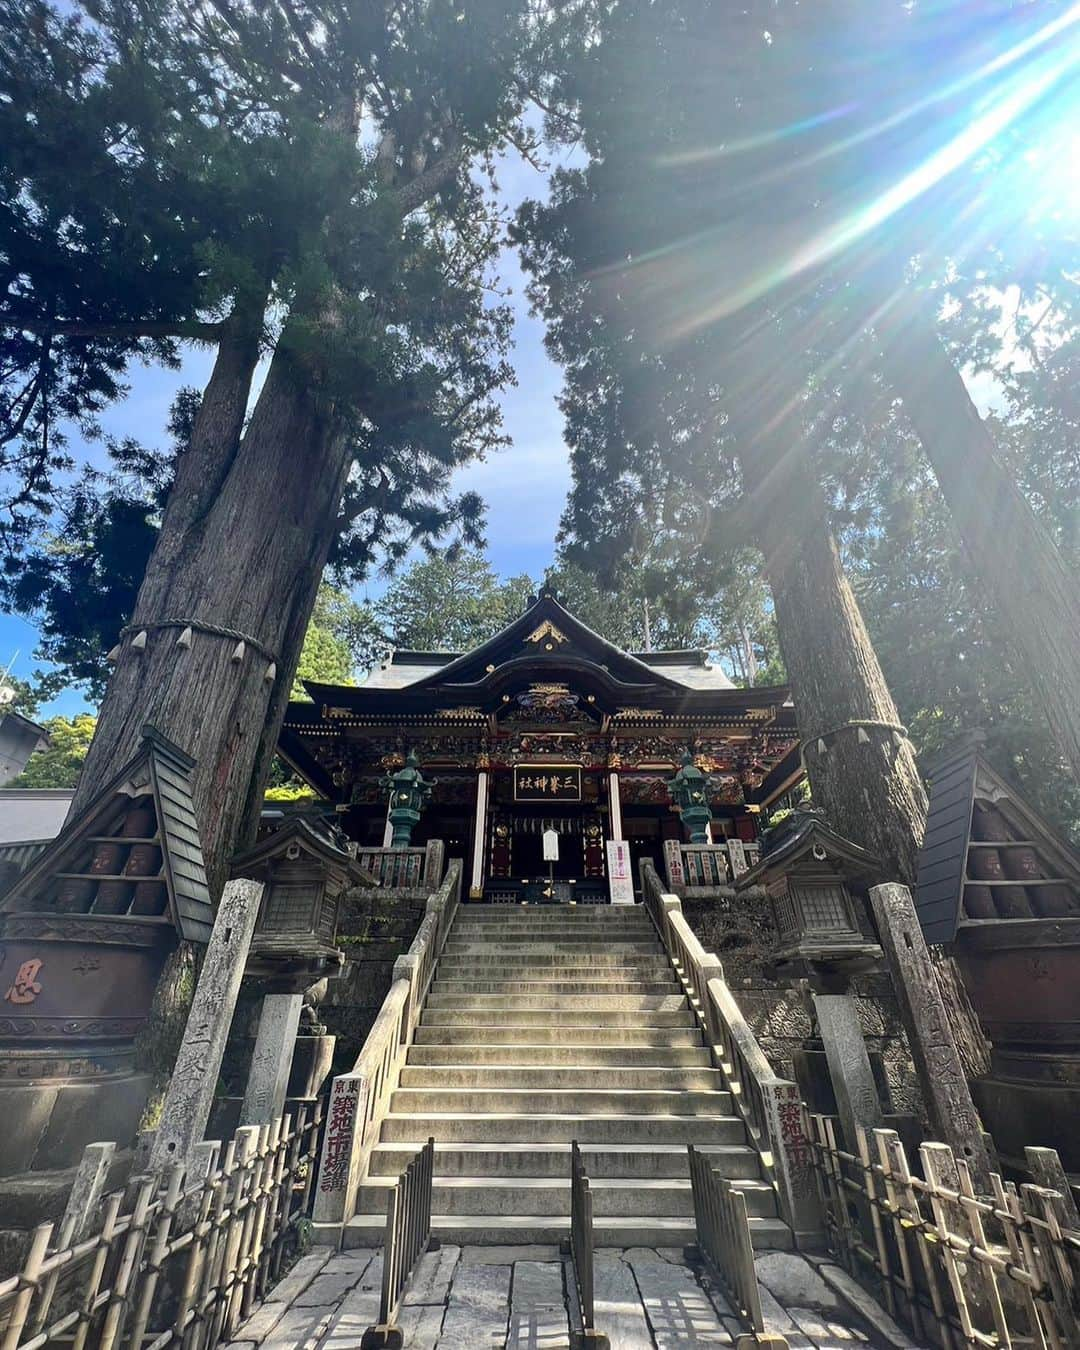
(542, 829, 560, 862)
(513, 765, 582, 802)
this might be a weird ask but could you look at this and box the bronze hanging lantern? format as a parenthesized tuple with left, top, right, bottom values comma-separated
(380, 748, 436, 848)
(665, 749, 713, 844)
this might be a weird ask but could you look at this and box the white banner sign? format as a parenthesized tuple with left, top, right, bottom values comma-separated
(606, 840, 635, 904)
(542, 828, 560, 862)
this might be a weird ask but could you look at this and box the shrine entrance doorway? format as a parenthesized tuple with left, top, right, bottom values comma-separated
(485, 769, 609, 902)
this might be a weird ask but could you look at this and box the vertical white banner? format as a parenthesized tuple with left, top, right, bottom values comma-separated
(606, 839, 635, 904)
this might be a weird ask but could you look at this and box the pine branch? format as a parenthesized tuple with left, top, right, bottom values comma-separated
(394, 139, 466, 214)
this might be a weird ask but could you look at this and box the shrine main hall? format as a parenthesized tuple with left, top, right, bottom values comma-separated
(278, 589, 801, 901)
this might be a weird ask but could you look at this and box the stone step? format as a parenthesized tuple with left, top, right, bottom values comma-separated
(449, 928, 655, 943)
(437, 954, 672, 971)
(398, 1065, 724, 1091)
(367, 1141, 762, 1180)
(430, 977, 681, 996)
(379, 1112, 748, 1145)
(406, 1043, 712, 1066)
(420, 1007, 696, 1028)
(442, 940, 661, 956)
(456, 907, 650, 919)
(424, 993, 690, 1012)
(388, 1087, 732, 1115)
(413, 1024, 704, 1046)
(354, 1175, 777, 1220)
(344, 1213, 793, 1250)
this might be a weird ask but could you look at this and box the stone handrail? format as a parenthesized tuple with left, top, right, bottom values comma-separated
(312, 859, 463, 1240)
(640, 860, 821, 1246)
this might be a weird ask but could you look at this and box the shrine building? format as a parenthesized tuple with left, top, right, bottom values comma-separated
(278, 587, 803, 901)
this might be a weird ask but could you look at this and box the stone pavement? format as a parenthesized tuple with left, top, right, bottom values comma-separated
(226, 1244, 920, 1349)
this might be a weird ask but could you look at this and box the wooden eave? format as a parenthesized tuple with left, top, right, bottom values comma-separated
(231, 817, 375, 888)
(737, 817, 879, 890)
(405, 592, 688, 693)
(915, 744, 1080, 944)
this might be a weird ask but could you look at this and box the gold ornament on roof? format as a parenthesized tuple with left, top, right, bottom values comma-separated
(524, 620, 568, 645)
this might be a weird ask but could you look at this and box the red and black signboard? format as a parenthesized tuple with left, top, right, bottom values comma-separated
(513, 765, 582, 802)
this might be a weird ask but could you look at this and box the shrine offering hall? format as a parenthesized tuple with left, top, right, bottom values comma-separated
(279, 590, 802, 900)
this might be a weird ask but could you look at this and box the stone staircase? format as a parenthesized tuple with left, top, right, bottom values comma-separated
(344, 903, 792, 1248)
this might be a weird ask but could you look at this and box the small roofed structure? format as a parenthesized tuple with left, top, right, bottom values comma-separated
(915, 738, 1080, 943)
(914, 739, 1080, 1172)
(738, 812, 883, 979)
(1, 724, 214, 939)
(231, 816, 375, 990)
(0, 726, 217, 1184)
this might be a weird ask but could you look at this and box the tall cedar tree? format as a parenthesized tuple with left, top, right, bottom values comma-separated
(512, 0, 1023, 1071)
(2, 0, 563, 889)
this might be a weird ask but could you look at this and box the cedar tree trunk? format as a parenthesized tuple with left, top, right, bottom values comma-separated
(879, 303, 1080, 782)
(722, 326, 991, 1075)
(73, 324, 351, 896)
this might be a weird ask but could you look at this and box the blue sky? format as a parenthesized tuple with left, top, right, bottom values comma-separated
(0, 149, 574, 718)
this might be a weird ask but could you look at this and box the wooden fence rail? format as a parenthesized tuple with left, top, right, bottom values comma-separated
(361, 1137, 436, 1349)
(807, 1113, 1080, 1349)
(565, 1142, 608, 1349)
(0, 1101, 322, 1350)
(687, 1146, 789, 1349)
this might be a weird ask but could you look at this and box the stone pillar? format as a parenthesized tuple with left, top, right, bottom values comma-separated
(240, 993, 303, 1128)
(811, 991, 883, 1150)
(870, 882, 993, 1187)
(381, 799, 393, 848)
(470, 770, 489, 899)
(608, 771, 623, 842)
(148, 878, 263, 1173)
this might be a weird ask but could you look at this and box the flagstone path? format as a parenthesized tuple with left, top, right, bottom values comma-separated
(226, 1243, 920, 1349)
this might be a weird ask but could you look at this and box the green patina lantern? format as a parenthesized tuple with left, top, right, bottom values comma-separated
(666, 749, 713, 844)
(380, 748, 436, 848)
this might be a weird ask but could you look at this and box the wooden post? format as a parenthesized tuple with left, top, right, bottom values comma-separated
(149, 878, 264, 1173)
(470, 770, 488, 899)
(608, 770, 623, 842)
(869, 882, 993, 1189)
(1025, 1147, 1080, 1229)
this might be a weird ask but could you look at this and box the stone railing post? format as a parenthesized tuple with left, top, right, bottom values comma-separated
(423, 838, 445, 886)
(392, 951, 421, 1038)
(312, 1071, 370, 1239)
(761, 1080, 824, 1249)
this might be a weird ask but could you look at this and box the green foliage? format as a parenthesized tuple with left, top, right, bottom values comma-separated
(9, 711, 96, 786)
(0, 0, 563, 594)
(291, 585, 385, 699)
(375, 550, 533, 652)
(263, 780, 318, 804)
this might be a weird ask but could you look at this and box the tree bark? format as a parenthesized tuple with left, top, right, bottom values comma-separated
(72, 317, 351, 897)
(720, 333, 991, 1077)
(878, 302, 1080, 783)
(754, 463, 928, 880)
